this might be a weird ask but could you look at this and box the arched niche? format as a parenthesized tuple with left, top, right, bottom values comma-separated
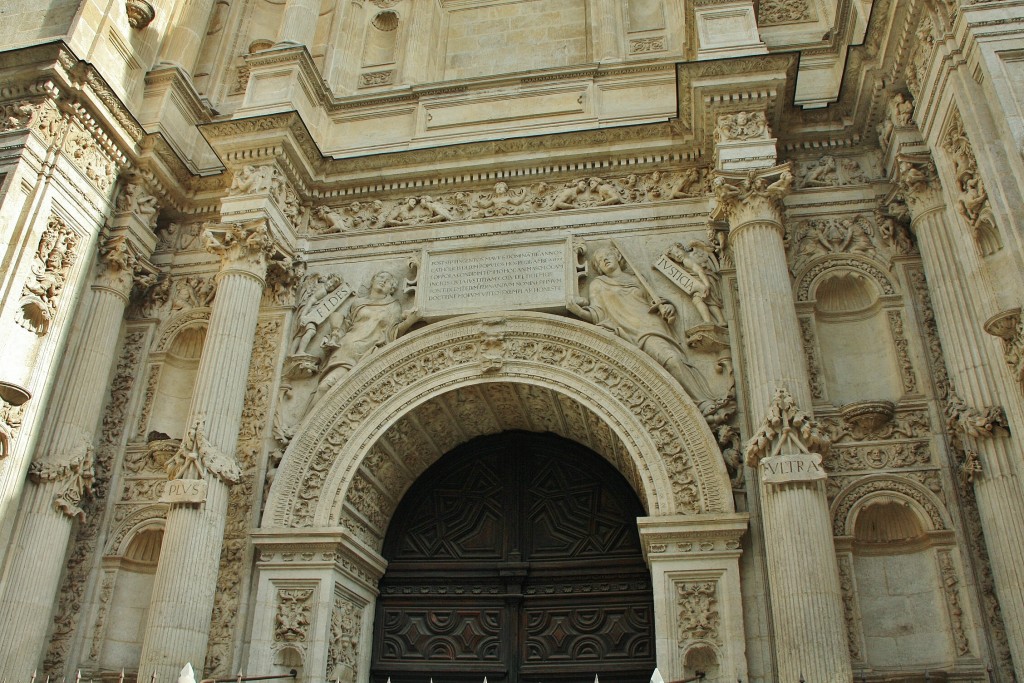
(831, 477, 978, 675)
(146, 312, 209, 439)
(794, 255, 917, 407)
(264, 312, 733, 540)
(96, 525, 165, 674)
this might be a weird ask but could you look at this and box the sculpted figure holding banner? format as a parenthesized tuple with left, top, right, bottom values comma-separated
(568, 245, 714, 406)
(289, 272, 345, 355)
(314, 271, 418, 402)
(664, 242, 726, 326)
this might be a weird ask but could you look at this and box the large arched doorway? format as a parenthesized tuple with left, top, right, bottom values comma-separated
(371, 431, 656, 683)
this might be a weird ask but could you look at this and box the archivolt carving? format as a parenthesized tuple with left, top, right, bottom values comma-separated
(795, 255, 898, 302)
(831, 475, 951, 536)
(103, 504, 166, 556)
(153, 309, 211, 352)
(265, 313, 732, 536)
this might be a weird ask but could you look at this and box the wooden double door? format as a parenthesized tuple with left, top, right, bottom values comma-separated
(371, 432, 656, 683)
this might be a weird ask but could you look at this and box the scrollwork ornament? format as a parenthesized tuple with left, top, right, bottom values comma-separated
(745, 387, 831, 467)
(166, 416, 241, 484)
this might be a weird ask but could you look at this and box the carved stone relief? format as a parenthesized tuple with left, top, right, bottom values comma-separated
(18, 215, 81, 335)
(942, 108, 1002, 256)
(836, 555, 863, 661)
(794, 155, 873, 189)
(786, 214, 881, 275)
(757, 0, 814, 25)
(275, 588, 314, 645)
(937, 550, 972, 657)
(676, 581, 721, 645)
(306, 169, 710, 234)
(326, 595, 362, 683)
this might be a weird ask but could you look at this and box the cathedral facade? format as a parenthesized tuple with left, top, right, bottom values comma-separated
(1, 0, 1024, 681)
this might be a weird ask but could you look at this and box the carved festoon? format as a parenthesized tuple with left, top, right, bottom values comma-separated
(28, 443, 96, 521)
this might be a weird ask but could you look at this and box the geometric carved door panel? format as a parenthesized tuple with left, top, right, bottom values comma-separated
(372, 431, 656, 683)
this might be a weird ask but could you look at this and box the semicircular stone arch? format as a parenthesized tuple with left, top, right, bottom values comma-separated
(264, 312, 732, 547)
(795, 254, 899, 303)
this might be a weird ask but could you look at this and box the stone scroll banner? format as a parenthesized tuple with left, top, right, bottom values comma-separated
(420, 239, 572, 320)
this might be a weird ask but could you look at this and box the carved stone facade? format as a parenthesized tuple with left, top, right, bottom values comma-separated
(2, 2, 1024, 683)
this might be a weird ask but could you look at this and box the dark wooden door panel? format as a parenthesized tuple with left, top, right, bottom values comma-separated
(372, 432, 655, 683)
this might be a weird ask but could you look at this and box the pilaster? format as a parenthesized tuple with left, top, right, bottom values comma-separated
(894, 152, 1024, 677)
(637, 514, 749, 683)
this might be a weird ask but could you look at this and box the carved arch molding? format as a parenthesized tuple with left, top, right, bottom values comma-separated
(264, 312, 733, 546)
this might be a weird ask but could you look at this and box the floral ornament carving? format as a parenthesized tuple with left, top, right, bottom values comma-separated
(713, 111, 769, 143)
(942, 109, 1001, 255)
(327, 596, 362, 683)
(758, 0, 813, 24)
(937, 551, 972, 656)
(745, 388, 831, 467)
(836, 555, 863, 660)
(204, 218, 277, 271)
(166, 416, 241, 484)
(29, 442, 96, 521)
(18, 215, 80, 335)
(676, 581, 720, 644)
(63, 124, 117, 192)
(710, 166, 793, 230)
(274, 588, 314, 643)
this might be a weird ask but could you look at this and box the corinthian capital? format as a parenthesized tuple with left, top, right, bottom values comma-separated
(745, 387, 831, 468)
(896, 154, 944, 216)
(710, 165, 793, 229)
(204, 218, 278, 274)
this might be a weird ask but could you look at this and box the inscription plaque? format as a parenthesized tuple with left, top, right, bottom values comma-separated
(161, 479, 209, 504)
(760, 453, 826, 485)
(421, 240, 569, 318)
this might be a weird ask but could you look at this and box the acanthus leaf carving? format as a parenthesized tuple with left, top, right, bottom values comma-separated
(984, 308, 1024, 396)
(896, 154, 943, 214)
(204, 218, 277, 272)
(95, 233, 140, 297)
(710, 166, 793, 230)
(745, 387, 831, 467)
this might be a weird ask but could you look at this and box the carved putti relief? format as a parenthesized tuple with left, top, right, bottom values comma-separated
(18, 215, 81, 335)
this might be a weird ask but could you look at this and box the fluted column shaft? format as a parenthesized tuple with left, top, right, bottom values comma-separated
(907, 195, 1024, 677)
(276, 0, 320, 47)
(160, 0, 218, 74)
(722, 169, 852, 683)
(0, 245, 137, 679)
(138, 223, 271, 683)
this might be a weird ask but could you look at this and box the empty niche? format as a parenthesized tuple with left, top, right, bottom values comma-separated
(99, 528, 164, 674)
(812, 272, 901, 406)
(626, 0, 665, 31)
(362, 10, 399, 67)
(148, 324, 206, 438)
(683, 645, 720, 682)
(273, 645, 304, 682)
(851, 498, 957, 670)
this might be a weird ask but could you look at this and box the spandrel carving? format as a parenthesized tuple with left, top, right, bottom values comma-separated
(568, 243, 715, 409)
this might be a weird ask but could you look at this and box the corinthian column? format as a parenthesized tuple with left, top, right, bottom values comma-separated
(0, 227, 152, 680)
(714, 166, 852, 682)
(897, 155, 1024, 677)
(137, 219, 277, 683)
